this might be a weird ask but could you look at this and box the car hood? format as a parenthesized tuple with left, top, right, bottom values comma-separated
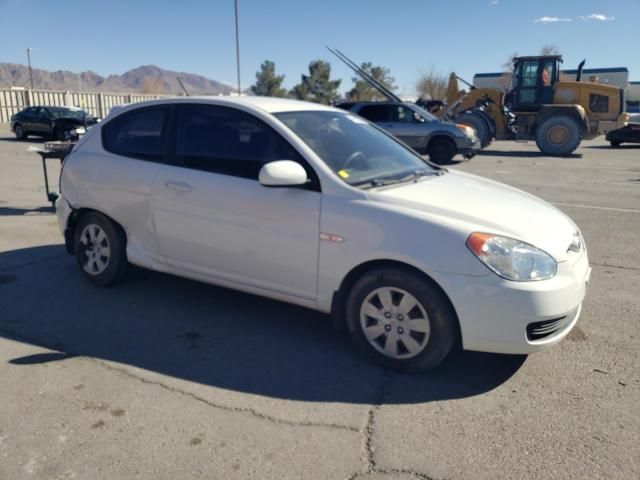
(367, 170, 578, 262)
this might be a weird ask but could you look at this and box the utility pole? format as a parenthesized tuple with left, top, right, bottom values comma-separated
(26, 48, 34, 90)
(234, 0, 241, 95)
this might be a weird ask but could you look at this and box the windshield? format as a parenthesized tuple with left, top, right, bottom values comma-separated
(47, 107, 87, 120)
(274, 110, 436, 186)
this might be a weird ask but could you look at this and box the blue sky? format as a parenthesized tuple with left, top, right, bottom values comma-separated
(0, 0, 636, 94)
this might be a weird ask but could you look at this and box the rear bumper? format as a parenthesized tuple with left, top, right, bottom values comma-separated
(55, 195, 75, 254)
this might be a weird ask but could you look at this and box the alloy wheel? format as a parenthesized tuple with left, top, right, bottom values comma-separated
(79, 224, 111, 275)
(359, 286, 431, 359)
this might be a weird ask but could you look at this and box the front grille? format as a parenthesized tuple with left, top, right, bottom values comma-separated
(526, 313, 573, 341)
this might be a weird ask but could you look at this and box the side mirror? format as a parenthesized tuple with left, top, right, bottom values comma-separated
(259, 160, 308, 187)
(413, 112, 425, 123)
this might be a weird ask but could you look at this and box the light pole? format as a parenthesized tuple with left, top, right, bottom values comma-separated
(26, 48, 34, 90)
(234, 0, 241, 95)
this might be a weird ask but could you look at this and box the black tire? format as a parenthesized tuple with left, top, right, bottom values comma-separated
(610, 140, 621, 148)
(535, 116, 582, 156)
(427, 137, 456, 164)
(345, 267, 458, 372)
(455, 112, 492, 148)
(14, 123, 26, 140)
(73, 212, 128, 287)
(54, 126, 66, 141)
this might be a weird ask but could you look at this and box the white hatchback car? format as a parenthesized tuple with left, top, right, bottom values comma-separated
(57, 97, 591, 371)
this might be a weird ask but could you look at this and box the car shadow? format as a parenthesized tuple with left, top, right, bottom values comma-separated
(479, 150, 583, 159)
(0, 244, 526, 405)
(0, 206, 55, 216)
(585, 145, 640, 150)
(0, 136, 45, 143)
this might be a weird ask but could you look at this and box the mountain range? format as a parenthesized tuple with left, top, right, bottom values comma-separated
(0, 63, 235, 95)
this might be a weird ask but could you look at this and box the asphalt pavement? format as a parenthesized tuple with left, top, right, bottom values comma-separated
(0, 127, 638, 479)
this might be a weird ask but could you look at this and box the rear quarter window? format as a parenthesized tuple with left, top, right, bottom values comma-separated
(102, 107, 168, 161)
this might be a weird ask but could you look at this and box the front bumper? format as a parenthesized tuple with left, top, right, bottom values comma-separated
(432, 247, 591, 355)
(455, 136, 481, 158)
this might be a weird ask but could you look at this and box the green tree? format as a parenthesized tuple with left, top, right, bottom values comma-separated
(290, 60, 341, 104)
(347, 62, 396, 101)
(250, 60, 288, 97)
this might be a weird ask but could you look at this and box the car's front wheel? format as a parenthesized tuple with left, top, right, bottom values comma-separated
(427, 138, 456, 164)
(345, 267, 458, 371)
(74, 212, 128, 287)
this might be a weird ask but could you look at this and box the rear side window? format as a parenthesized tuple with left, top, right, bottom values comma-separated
(102, 107, 167, 161)
(174, 104, 300, 180)
(357, 105, 391, 122)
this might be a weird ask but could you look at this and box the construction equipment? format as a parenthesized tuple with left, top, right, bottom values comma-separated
(435, 55, 629, 155)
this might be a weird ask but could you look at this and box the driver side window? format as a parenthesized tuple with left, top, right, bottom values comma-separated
(391, 105, 417, 123)
(175, 104, 304, 181)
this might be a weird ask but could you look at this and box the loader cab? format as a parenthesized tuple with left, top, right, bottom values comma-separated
(506, 56, 562, 111)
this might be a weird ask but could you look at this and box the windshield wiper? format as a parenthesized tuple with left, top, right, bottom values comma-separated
(356, 169, 442, 189)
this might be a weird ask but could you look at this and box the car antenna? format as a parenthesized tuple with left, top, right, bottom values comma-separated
(176, 76, 190, 96)
(326, 46, 402, 103)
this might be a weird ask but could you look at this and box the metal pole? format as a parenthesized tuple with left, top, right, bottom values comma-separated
(234, 0, 241, 95)
(27, 48, 34, 90)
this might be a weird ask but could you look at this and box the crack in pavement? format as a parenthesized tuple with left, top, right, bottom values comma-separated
(88, 357, 362, 433)
(347, 467, 439, 479)
(590, 262, 640, 272)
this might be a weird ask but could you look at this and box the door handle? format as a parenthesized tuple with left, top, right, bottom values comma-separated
(165, 181, 193, 194)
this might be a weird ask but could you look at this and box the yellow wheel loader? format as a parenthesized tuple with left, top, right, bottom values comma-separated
(428, 56, 629, 156)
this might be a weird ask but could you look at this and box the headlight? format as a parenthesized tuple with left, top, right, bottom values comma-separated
(456, 124, 475, 138)
(466, 233, 557, 281)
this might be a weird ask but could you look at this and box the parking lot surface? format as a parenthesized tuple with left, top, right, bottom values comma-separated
(0, 127, 638, 479)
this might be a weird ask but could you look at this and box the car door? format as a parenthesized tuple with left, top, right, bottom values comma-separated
(152, 103, 322, 302)
(19, 107, 37, 132)
(32, 107, 52, 136)
(384, 104, 426, 150)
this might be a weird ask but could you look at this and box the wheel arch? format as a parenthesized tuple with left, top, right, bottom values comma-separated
(536, 105, 588, 133)
(330, 259, 461, 338)
(64, 208, 127, 254)
(424, 133, 456, 151)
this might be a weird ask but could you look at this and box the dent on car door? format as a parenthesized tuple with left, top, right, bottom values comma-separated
(99, 105, 170, 266)
(152, 103, 322, 301)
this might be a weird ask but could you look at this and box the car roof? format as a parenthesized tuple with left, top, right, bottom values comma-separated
(113, 96, 339, 115)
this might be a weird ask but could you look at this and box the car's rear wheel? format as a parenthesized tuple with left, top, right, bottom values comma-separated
(427, 137, 456, 164)
(14, 123, 26, 140)
(345, 267, 458, 371)
(74, 212, 128, 287)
